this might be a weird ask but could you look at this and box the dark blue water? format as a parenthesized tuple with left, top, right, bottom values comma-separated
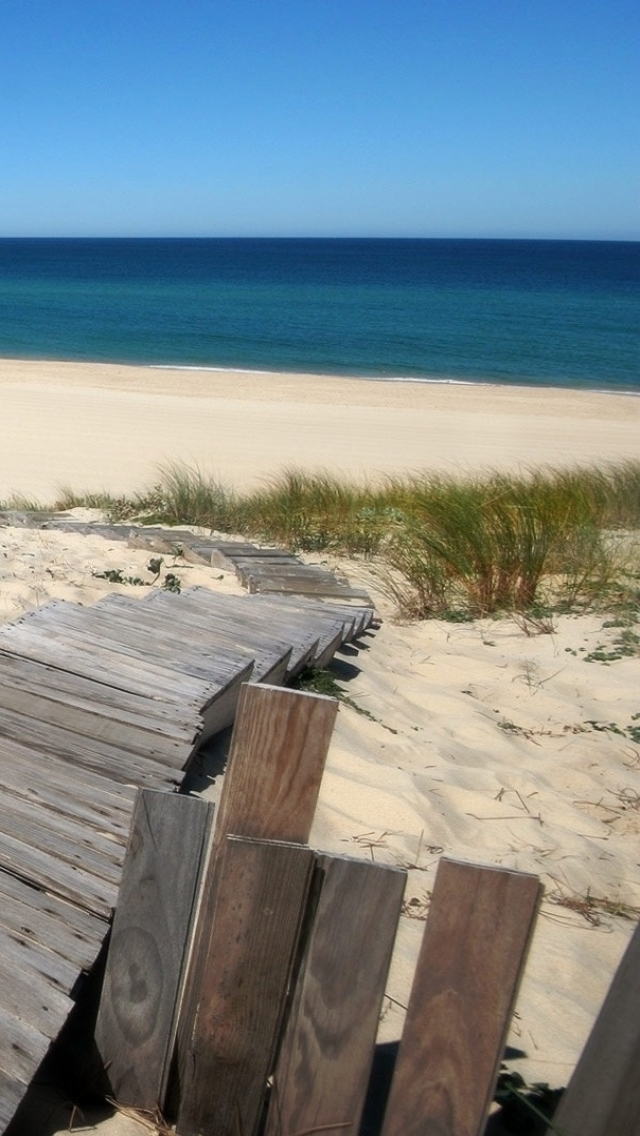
(0, 238, 638, 390)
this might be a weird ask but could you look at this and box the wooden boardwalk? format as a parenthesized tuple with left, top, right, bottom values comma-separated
(0, 523, 375, 1129)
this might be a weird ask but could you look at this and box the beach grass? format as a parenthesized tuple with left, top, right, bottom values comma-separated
(43, 460, 640, 619)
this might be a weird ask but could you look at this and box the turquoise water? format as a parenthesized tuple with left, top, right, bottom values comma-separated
(0, 238, 638, 390)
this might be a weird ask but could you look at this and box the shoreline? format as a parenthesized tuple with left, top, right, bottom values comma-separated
(5, 353, 640, 396)
(1, 357, 638, 501)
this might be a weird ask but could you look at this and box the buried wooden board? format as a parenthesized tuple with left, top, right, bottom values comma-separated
(549, 916, 640, 1136)
(381, 858, 542, 1136)
(95, 791, 213, 1112)
(265, 854, 406, 1136)
(176, 837, 315, 1136)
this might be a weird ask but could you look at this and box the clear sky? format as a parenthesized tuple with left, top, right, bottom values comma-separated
(1, 0, 638, 239)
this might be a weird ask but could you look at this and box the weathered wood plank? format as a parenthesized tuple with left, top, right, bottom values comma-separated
(0, 679, 192, 766)
(0, 1006, 49, 1091)
(0, 1068, 28, 1130)
(0, 703, 183, 788)
(0, 650, 199, 737)
(549, 916, 640, 1136)
(0, 826, 118, 919)
(21, 602, 254, 686)
(0, 869, 107, 971)
(0, 936, 74, 1038)
(266, 854, 406, 1136)
(174, 684, 337, 1112)
(381, 858, 542, 1136)
(0, 649, 200, 727)
(0, 791, 127, 878)
(95, 791, 213, 1111)
(177, 836, 314, 1136)
(213, 683, 338, 845)
(0, 625, 207, 707)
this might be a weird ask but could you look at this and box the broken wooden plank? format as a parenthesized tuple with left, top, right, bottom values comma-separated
(265, 854, 406, 1136)
(177, 836, 314, 1136)
(549, 916, 640, 1136)
(381, 858, 542, 1136)
(95, 791, 213, 1112)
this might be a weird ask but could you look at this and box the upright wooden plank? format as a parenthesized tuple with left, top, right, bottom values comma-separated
(177, 836, 314, 1136)
(95, 790, 213, 1111)
(381, 858, 542, 1136)
(265, 854, 406, 1136)
(213, 682, 338, 845)
(549, 917, 640, 1136)
(174, 684, 338, 1109)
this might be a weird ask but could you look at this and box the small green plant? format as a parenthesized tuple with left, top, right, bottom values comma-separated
(91, 568, 147, 586)
(162, 572, 182, 593)
(494, 1069, 565, 1133)
(294, 666, 397, 732)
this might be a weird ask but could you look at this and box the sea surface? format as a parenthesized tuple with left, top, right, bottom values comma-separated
(0, 238, 638, 391)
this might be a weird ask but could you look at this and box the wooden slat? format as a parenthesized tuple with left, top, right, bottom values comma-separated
(0, 826, 118, 918)
(146, 588, 322, 674)
(266, 854, 406, 1136)
(0, 869, 107, 972)
(212, 683, 338, 845)
(95, 791, 213, 1111)
(549, 916, 640, 1136)
(381, 858, 542, 1136)
(0, 703, 183, 788)
(177, 836, 314, 1136)
(0, 1006, 49, 1094)
(174, 684, 337, 1114)
(0, 650, 199, 734)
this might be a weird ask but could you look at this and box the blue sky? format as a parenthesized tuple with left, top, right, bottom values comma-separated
(1, 0, 638, 238)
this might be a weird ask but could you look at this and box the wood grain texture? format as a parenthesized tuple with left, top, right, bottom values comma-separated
(95, 790, 213, 1111)
(213, 682, 338, 845)
(265, 854, 406, 1136)
(174, 685, 337, 1112)
(549, 916, 640, 1136)
(381, 858, 542, 1136)
(177, 836, 314, 1136)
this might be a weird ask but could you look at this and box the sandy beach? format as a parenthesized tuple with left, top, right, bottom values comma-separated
(1, 358, 638, 501)
(1, 359, 639, 1133)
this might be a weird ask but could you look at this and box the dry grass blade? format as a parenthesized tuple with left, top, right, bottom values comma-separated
(107, 1099, 173, 1135)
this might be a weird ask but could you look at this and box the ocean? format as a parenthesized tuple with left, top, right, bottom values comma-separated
(0, 238, 638, 391)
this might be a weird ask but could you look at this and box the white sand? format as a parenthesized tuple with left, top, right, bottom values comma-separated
(0, 358, 638, 500)
(1, 359, 639, 1132)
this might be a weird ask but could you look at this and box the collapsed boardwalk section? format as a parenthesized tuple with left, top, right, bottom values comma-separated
(0, 581, 373, 1129)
